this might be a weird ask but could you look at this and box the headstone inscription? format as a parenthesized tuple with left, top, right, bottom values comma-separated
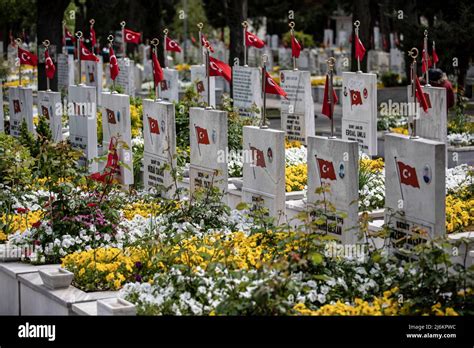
(384, 133, 446, 250)
(142, 99, 176, 197)
(242, 126, 286, 220)
(280, 70, 315, 144)
(307, 136, 359, 245)
(68, 85, 98, 172)
(8, 87, 34, 137)
(232, 65, 262, 118)
(341, 72, 378, 156)
(100, 92, 134, 185)
(57, 53, 74, 94)
(38, 91, 63, 142)
(116, 58, 136, 96)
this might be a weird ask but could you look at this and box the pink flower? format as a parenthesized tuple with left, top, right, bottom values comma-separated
(16, 207, 29, 214)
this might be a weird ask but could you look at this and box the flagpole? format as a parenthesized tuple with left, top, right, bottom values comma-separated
(15, 38, 22, 86)
(289, 21, 297, 71)
(197, 22, 203, 65)
(408, 47, 419, 139)
(314, 154, 327, 214)
(75, 31, 83, 85)
(90, 19, 95, 55)
(108, 35, 116, 93)
(205, 44, 211, 109)
(354, 20, 361, 73)
(424, 30, 430, 87)
(242, 21, 248, 67)
(249, 142, 256, 179)
(163, 28, 168, 69)
(151, 38, 160, 101)
(260, 54, 268, 129)
(43, 40, 51, 91)
(327, 57, 336, 138)
(121, 21, 126, 58)
(394, 156, 404, 203)
(432, 41, 436, 69)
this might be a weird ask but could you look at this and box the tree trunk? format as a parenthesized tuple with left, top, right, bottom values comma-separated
(37, 0, 70, 91)
(227, 0, 247, 99)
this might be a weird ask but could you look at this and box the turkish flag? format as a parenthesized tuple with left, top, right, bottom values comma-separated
(18, 47, 38, 66)
(195, 126, 210, 145)
(355, 34, 366, 61)
(109, 46, 120, 81)
(106, 109, 117, 124)
(151, 50, 164, 86)
(148, 117, 160, 135)
(90, 138, 119, 183)
(265, 71, 287, 98)
(165, 36, 182, 53)
(432, 47, 439, 65)
(209, 56, 232, 82)
(44, 49, 56, 79)
(321, 75, 338, 118)
(80, 41, 99, 62)
(415, 75, 429, 112)
(245, 30, 265, 49)
(90, 25, 96, 47)
(316, 157, 337, 181)
(123, 28, 141, 44)
(291, 35, 302, 58)
(250, 146, 266, 168)
(64, 27, 76, 45)
(350, 89, 362, 107)
(397, 161, 420, 188)
(201, 35, 214, 52)
(421, 48, 432, 74)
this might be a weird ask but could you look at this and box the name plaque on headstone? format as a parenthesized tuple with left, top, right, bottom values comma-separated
(57, 54, 74, 94)
(232, 65, 262, 118)
(116, 58, 136, 96)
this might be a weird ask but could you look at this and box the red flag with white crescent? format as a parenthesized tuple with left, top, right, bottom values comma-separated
(195, 125, 210, 145)
(18, 47, 38, 66)
(109, 46, 120, 81)
(245, 30, 265, 49)
(201, 35, 214, 52)
(397, 161, 420, 188)
(151, 50, 164, 86)
(123, 28, 141, 44)
(165, 36, 182, 53)
(209, 56, 232, 83)
(80, 41, 99, 62)
(265, 71, 287, 98)
(316, 157, 337, 181)
(45, 48, 56, 79)
(350, 89, 362, 107)
(148, 117, 160, 135)
(63, 26, 76, 45)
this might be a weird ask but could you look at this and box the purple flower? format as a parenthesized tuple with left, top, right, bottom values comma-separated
(135, 261, 142, 269)
(134, 274, 142, 282)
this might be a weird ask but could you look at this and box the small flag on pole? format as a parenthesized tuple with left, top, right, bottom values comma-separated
(44, 48, 56, 79)
(18, 47, 38, 66)
(123, 28, 141, 44)
(245, 30, 265, 49)
(209, 56, 232, 82)
(321, 75, 338, 118)
(355, 33, 366, 61)
(151, 50, 164, 86)
(264, 71, 287, 98)
(291, 35, 302, 58)
(109, 46, 120, 80)
(80, 41, 99, 62)
(415, 74, 429, 112)
(165, 36, 182, 52)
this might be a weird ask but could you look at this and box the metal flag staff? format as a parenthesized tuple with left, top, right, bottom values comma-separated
(354, 20, 362, 73)
(204, 40, 212, 109)
(90, 19, 95, 54)
(15, 38, 22, 86)
(163, 28, 168, 69)
(260, 54, 269, 129)
(289, 21, 297, 71)
(197, 22, 204, 65)
(75, 31, 83, 85)
(121, 21, 126, 58)
(408, 47, 419, 139)
(242, 20, 248, 67)
(42, 39, 51, 91)
(432, 40, 437, 69)
(424, 30, 430, 86)
(108, 35, 116, 93)
(151, 38, 161, 101)
(327, 57, 336, 138)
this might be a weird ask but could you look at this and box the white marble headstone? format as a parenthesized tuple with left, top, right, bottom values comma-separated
(232, 65, 262, 118)
(38, 91, 63, 142)
(190, 65, 216, 107)
(142, 99, 176, 197)
(57, 54, 74, 94)
(324, 29, 334, 47)
(161, 68, 179, 103)
(68, 85, 98, 172)
(384, 133, 446, 250)
(307, 136, 359, 244)
(84, 58, 103, 105)
(373, 27, 381, 50)
(100, 92, 134, 185)
(390, 48, 405, 78)
(189, 107, 228, 199)
(278, 48, 292, 70)
(116, 58, 136, 96)
(280, 70, 315, 144)
(341, 72, 378, 156)
(8, 87, 34, 137)
(367, 50, 390, 74)
(271, 35, 279, 49)
(242, 126, 286, 220)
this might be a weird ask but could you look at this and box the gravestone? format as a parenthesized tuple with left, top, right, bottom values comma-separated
(271, 34, 279, 49)
(57, 54, 74, 94)
(373, 27, 381, 50)
(278, 48, 292, 70)
(390, 48, 405, 78)
(384, 133, 446, 250)
(189, 107, 228, 200)
(142, 99, 176, 197)
(307, 136, 359, 245)
(0, 82, 3, 133)
(68, 85, 98, 172)
(337, 31, 348, 47)
(161, 68, 179, 103)
(280, 70, 315, 144)
(84, 57, 103, 105)
(8, 87, 34, 137)
(140, 44, 152, 81)
(367, 50, 390, 74)
(341, 72, 378, 156)
(298, 49, 311, 71)
(324, 29, 334, 47)
(190, 65, 216, 106)
(116, 58, 136, 96)
(242, 126, 286, 220)
(37, 91, 63, 142)
(247, 47, 258, 67)
(232, 65, 262, 118)
(100, 92, 134, 185)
